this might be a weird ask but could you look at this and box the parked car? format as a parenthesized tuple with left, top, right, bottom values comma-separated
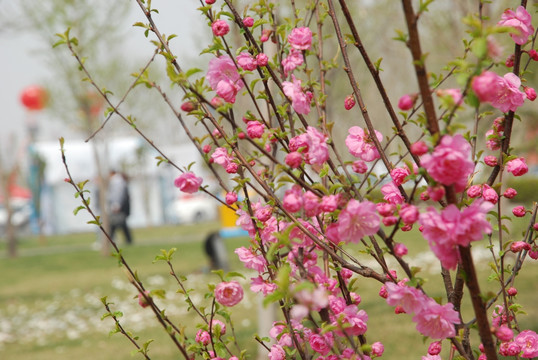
(167, 193, 218, 224)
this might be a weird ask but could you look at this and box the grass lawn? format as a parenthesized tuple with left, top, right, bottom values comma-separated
(0, 217, 537, 359)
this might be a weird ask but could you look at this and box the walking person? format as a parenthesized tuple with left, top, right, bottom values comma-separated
(107, 170, 133, 245)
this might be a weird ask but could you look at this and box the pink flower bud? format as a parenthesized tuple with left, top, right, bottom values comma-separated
(505, 54, 515, 67)
(226, 162, 239, 174)
(256, 53, 269, 66)
(393, 243, 408, 257)
(394, 305, 406, 314)
(398, 93, 416, 111)
(529, 49, 538, 61)
(212, 20, 230, 37)
(511, 241, 531, 253)
(512, 206, 526, 217)
(210, 97, 224, 107)
(138, 290, 151, 308)
(524, 86, 537, 101)
(496, 325, 514, 342)
(507, 287, 518, 296)
(180, 101, 195, 112)
(225, 192, 238, 205)
(410, 141, 429, 156)
(467, 185, 482, 198)
(427, 185, 445, 202)
(529, 248, 538, 260)
(202, 144, 212, 154)
(215, 281, 244, 307)
(352, 160, 368, 174)
(399, 204, 419, 224)
(285, 151, 303, 168)
(534, 223, 538, 231)
(503, 187, 517, 199)
(482, 184, 498, 204)
(237, 132, 246, 139)
(243, 17, 254, 27)
(420, 191, 430, 201)
(428, 341, 442, 355)
(260, 29, 272, 42)
(484, 155, 498, 167)
(390, 167, 410, 186)
(377, 203, 395, 217)
(401, 223, 413, 231)
(344, 95, 356, 110)
(378, 285, 388, 298)
(371, 342, 384, 357)
(195, 329, 211, 345)
(205, 0, 216, 3)
(382, 216, 398, 226)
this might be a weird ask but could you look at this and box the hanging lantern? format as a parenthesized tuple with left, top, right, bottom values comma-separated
(20, 85, 48, 111)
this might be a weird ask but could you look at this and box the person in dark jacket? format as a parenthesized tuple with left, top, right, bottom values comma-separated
(107, 170, 133, 245)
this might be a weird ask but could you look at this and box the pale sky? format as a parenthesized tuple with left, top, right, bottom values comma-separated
(0, 1, 205, 145)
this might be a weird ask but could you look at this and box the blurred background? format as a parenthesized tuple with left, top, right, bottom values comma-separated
(0, 1, 536, 359)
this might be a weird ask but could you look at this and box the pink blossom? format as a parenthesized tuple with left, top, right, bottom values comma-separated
(303, 191, 320, 217)
(485, 128, 502, 151)
(225, 162, 238, 173)
(246, 121, 265, 138)
(268, 344, 286, 360)
(285, 151, 303, 168)
(195, 329, 211, 345)
(496, 325, 514, 342)
(413, 300, 460, 339)
(335, 305, 369, 336)
(210, 319, 226, 335)
(421, 134, 473, 191)
(398, 94, 416, 111)
(260, 29, 272, 42)
(484, 155, 498, 166)
(206, 56, 244, 104)
(320, 195, 339, 213)
(390, 167, 410, 186)
(174, 172, 203, 193)
(225, 192, 237, 205)
(524, 87, 537, 101)
(256, 53, 269, 66)
(211, 147, 232, 167)
(282, 75, 312, 115)
(282, 185, 303, 213)
(212, 20, 230, 37)
(236, 52, 257, 71)
(511, 241, 531, 252)
(255, 203, 273, 223)
(352, 160, 368, 173)
(436, 88, 463, 105)
(381, 181, 404, 205)
(394, 243, 408, 257)
(506, 157, 528, 176)
(482, 184, 498, 204)
(467, 184, 482, 198)
(399, 204, 419, 224)
(472, 71, 526, 113)
(210, 97, 224, 107)
(382, 215, 398, 226)
(377, 203, 395, 217)
(385, 282, 426, 314)
(242, 16, 254, 27)
(371, 342, 384, 357)
(503, 187, 517, 199)
(345, 126, 383, 162)
(215, 281, 244, 307)
(497, 6, 534, 45)
(499, 341, 522, 356)
(309, 332, 334, 355)
(337, 199, 380, 243)
(288, 27, 313, 50)
(234, 246, 267, 272)
(304, 126, 329, 165)
(281, 49, 304, 76)
(419, 201, 492, 269)
(344, 95, 356, 110)
(515, 330, 538, 358)
(411, 141, 429, 156)
(250, 276, 277, 295)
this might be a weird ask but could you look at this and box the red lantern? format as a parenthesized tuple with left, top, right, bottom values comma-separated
(20, 85, 48, 111)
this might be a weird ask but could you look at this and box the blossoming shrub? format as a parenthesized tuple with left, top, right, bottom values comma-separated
(60, 1, 538, 359)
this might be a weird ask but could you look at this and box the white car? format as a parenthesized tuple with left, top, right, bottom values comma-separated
(167, 193, 218, 224)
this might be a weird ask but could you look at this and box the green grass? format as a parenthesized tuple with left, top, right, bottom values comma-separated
(0, 218, 537, 360)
